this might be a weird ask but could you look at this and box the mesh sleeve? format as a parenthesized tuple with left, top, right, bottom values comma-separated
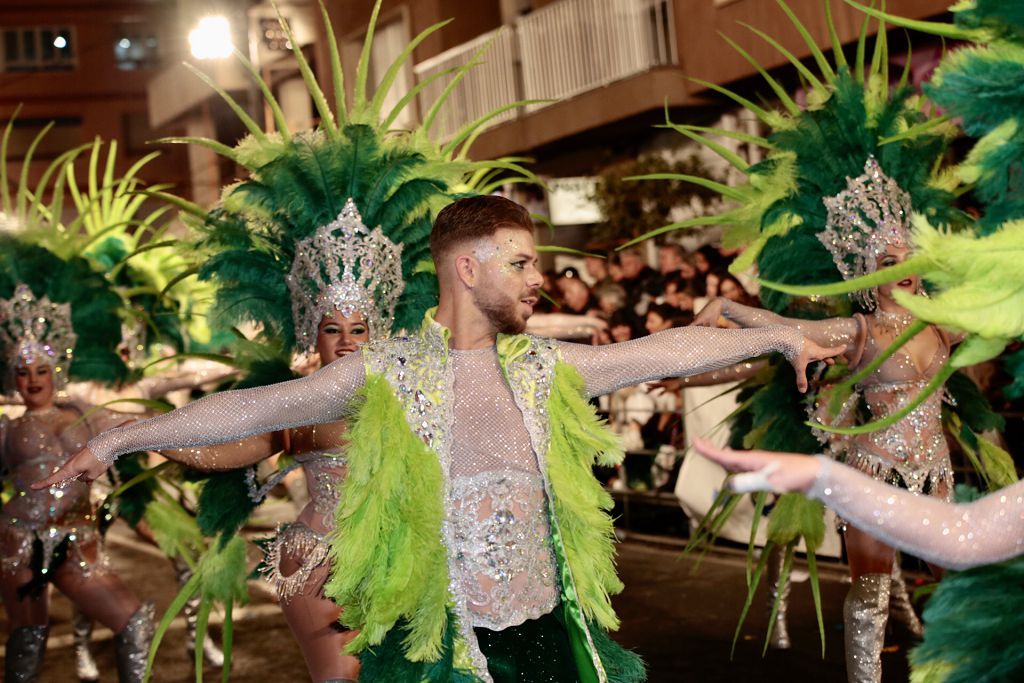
(721, 300, 861, 350)
(88, 352, 366, 464)
(559, 325, 804, 398)
(809, 456, 1024, 570)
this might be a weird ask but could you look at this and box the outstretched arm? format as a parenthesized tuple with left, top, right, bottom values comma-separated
(693, 298, 862, 355)
(693, 439, 1024, 571)
(34, 352, 365, 487)
(559, 325, 843, 397)
(160, 432, 280, 472)
(76, 402, 282, 471)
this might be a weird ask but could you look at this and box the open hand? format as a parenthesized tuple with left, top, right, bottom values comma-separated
(33, 446, 109, 489)
(791, 338, 845, 393)
(690, 298, 725, 327)
(692, 437, 821, 493)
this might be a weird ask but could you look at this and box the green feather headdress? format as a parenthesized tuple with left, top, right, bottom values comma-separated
(761, 1, 1024, 429)
(160, 0, 539, 352)
(0, 114, 130, 390)
(847, 0, 1024, 233)
(644, 0, 961, 656)
(626, 0, 962, 314)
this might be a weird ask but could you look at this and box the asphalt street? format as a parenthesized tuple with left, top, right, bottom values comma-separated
(3, 522, 919, 682)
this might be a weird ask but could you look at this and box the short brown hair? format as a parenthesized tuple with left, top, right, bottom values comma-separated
(430, 195, 533, 262)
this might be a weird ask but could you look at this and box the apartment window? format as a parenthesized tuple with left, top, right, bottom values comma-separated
(114, 25, 159, 70)
(1, 26, 75, 72)
(123, 112, 156, 155)
(259, 17, 291, 52)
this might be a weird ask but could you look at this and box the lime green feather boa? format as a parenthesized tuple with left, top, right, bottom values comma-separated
(325, 372, 450, 661)
(325, 360, 627, 666)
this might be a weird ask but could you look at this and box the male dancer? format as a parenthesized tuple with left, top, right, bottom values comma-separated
(38, 195, 842, 682)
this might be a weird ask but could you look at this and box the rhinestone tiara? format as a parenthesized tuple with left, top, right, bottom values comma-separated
(0, 283, 77, 389)
(819, 156, 911, 308)
(286, 198, 404, 350)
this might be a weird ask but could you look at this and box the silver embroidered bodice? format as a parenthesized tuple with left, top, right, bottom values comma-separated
(845, 322, 952, 496)
(2, 409, 94, 528)
(0, 407, 116, 576)
(809, 456, 1024, 571)
(447, 346, 559, 629)
(296, 451, 346, 520)
(86, 322, 805, 628)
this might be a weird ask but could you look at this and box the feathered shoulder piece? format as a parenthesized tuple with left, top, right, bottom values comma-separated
(164, 0, 537, 351)
(625, 0, 963, 313)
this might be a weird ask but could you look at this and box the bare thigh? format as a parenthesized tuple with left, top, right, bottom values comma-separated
(50, 539, 140, 633)
(845, 525, 897, 579)
(0, 568, 48, 629)
(278, 548, 359, 682)
(0, 530, 49, 628)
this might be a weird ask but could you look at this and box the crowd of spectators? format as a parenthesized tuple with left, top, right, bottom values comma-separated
(539, 242, 756, 345)
(536, 241, 758, 490)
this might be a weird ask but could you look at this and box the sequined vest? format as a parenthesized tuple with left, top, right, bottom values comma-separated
(350, 316, 617, 682)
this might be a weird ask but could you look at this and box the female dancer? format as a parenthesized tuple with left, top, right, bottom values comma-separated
(692, 157, 956, 681)
(160, 306, 371, 683)
(1, 284, 153, 683)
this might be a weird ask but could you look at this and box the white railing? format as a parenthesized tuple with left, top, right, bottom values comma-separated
(518, 0, 675, 112)
(413, 27, 520, 143)
(412, 0, 675, 140)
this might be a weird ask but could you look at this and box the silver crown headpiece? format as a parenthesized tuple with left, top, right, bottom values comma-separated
(286, 198, 404, 350)
(819, 156, 911, 309)
(0, 284, 77, 389)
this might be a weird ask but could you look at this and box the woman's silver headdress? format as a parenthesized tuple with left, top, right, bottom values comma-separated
(0, 284, 77, 389)
(819, 156, 911, 309)
(286, 198, 404, 350)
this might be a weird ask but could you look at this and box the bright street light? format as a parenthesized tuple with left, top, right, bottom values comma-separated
(188, 16, 233, 60)
(53, 35, 67, 49)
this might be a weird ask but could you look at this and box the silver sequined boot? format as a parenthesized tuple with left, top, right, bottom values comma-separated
(114, 603, 155, 683)
(888, 561, 924, 639)
(176, 558, 225, 667)
(844, 573, 890, 683)
(72, 609, 100, 682)
(4, 625, 48, 683)
(766, 544, 792, 649)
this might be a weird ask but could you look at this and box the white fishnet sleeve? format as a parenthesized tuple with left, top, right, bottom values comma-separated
(559, 325, 805, 398)
(719, 300, 861, 351)
(809, 456, 1024, 570)
(88, 352, 366, 464)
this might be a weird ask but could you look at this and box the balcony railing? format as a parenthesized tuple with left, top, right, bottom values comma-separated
(413, 27, 520, 143)
(413, 0, 675, 141)
(519, 0, 675, 112)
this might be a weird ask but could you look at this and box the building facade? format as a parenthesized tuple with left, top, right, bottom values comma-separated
(320, 0, 949, 171)
(0, 0, 189, 201)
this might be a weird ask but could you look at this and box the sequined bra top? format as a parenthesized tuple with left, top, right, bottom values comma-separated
(1, 409, 93, 527)
(853, 321, 951, 471)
